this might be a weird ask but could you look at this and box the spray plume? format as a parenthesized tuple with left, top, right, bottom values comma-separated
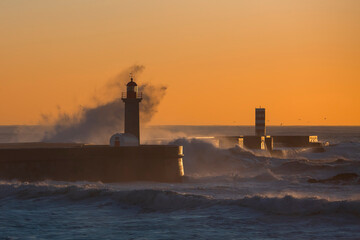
(42, 65, 166, 144)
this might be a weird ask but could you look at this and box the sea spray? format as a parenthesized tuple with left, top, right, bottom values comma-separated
(41, 65, 166, 143)
(1, 126, 359, 239)
(170, 138, 271, 177)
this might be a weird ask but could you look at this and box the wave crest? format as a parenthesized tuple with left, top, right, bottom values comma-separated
(1, 181, 359, 216)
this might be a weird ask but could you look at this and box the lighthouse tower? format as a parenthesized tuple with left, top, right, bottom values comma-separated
(121, 75, 142, 144)
(255, 108, 266, 136)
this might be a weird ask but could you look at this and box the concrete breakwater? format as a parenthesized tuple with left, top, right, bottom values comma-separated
(0, 143, 184, 183)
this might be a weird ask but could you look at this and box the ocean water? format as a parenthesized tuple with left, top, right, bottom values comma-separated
(0, 126, 360, 239)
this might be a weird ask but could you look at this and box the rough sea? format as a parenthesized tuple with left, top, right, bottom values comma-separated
(0, 126, 359, 239)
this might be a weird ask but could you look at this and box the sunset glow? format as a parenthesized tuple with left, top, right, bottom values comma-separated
(0, 0, 359, 125)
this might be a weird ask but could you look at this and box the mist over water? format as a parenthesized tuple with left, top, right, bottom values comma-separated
(1, 125, 360, 238)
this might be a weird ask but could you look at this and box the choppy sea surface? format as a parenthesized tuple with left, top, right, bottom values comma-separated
(0, 126, 359, 240)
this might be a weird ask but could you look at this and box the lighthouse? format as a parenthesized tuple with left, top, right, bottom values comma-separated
(121, 75, 142, 144)
(255, 108, 266, 136)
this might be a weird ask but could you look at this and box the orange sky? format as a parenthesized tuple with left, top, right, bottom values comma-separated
(0, 0, 359, 126)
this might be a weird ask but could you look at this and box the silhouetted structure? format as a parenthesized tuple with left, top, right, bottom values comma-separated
(122, 76, 142, 144)
(0, 75, 184, 183)
(216, 108, 326, 155)
(255, 108, 266, 136)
